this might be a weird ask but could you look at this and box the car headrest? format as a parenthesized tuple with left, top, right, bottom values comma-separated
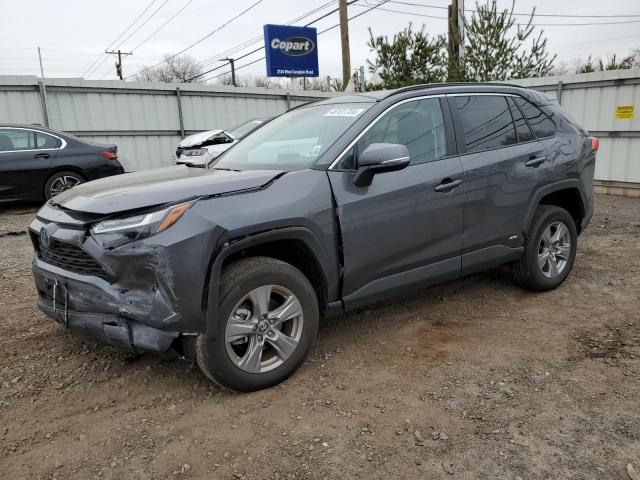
(0, 134, 14, 151)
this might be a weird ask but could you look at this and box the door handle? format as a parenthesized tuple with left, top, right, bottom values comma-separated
(434, 178, 462, 192)
(525, 155, 547, 167)
(34, 153, 50, 159)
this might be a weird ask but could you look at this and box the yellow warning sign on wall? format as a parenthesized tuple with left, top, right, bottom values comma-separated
(615, 105, 634, 119)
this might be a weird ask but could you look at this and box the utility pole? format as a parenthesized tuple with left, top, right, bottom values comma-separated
(457, 0, 465, 60)
(447, 0, 462, 81)
(339, 0, 351, 91)
(37, 47, 50, 127)
(105, 49, 133, 80)
(448, 0, 465, 80)
(219, 57, 236, 86)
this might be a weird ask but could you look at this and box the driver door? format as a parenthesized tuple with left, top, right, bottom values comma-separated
(327, 97, 465, 309)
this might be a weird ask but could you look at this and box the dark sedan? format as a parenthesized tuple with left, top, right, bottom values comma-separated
(0, 124, 124, 202)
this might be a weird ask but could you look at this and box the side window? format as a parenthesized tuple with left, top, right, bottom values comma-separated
(453, 95, 517, 153)
(36, 132, 62, 149)
(0, 129, 35, 152)
(507, 97, 534, 143)
(513, 97, 556, 138)
(332, 98, 447, 170)
(359, 98, 447, 166)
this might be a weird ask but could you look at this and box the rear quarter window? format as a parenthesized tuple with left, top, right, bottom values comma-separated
(36, 132, 62, 149)
(453, 95, 517, 153)
(513, 97, 556, 139)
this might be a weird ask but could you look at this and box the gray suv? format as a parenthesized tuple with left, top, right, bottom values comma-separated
(29, 84, 597, 391)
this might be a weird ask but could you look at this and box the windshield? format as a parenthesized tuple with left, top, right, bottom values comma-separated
(228, 119, 264, 139)
(214, 103, 372, 170)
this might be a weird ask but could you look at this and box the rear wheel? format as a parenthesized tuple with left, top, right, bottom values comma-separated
(512, 205, 577, 291)
(196, 256, 319, 392)
(44, 171, 84, 199)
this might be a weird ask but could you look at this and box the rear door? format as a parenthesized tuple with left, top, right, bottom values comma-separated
(448, 94, 555, 273)
(0, 128, 59, 200)
(327, 96, 465, 309)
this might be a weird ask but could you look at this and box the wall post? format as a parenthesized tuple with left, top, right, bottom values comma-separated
(37, 80, 50, 127)
(176, 87, 185, 138)
(556, 80, 563, 105)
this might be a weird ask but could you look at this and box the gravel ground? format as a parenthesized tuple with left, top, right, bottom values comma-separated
(0, 194, 639, 480)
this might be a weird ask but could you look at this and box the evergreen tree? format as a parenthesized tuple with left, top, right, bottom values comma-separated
(460, 1, 556, 81)
(367, 1, 555, 87)
(367, 24, 447, 89)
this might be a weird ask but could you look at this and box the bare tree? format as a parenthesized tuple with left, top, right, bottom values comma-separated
(558, 51, 640, 74)
(213, 74, 330, 90)
(134, 55, 203, 83)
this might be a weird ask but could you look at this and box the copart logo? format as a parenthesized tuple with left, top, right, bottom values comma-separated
(270, 37, 315, 56)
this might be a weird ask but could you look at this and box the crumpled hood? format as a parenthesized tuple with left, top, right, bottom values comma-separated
(51, 166, 285, 214)
(179, 129, 227, 148)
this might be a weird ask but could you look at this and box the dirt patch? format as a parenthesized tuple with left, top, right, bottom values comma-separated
(571, 323, 639, 362)
(1, 195, 639, 479)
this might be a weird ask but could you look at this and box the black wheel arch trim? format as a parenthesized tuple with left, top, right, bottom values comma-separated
(522, 179, 588, 235)
(203, 226, 339, 338)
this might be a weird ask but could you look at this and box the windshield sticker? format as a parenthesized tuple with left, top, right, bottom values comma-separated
(309, 144, 322, 157)
(324, 108, 366, 117)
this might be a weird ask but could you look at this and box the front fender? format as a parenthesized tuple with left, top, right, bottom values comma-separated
(204, 226, 339, 338)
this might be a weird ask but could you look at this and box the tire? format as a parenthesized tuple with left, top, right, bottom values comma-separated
(44, 171, 85, 200)
(512, 205, 578, 291)
(196, 256, 319, 392)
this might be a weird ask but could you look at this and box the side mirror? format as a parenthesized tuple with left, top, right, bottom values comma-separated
(352, 143, 410, 187)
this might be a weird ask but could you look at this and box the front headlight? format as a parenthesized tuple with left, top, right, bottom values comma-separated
(91, 202, 192, 248)
(182, 148, 209, 157)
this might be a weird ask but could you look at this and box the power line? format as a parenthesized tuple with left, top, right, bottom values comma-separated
(82, 0, 159, 78)
(201, 0, 389, 83)
(91, 0, 175, 79)
(116, 0, 171, 50)
(188, 0, 362, 83)
(196, 0, 341, 71)
(386, 0, 640, 18)
(518, 20, 640, 27)
(0, 56, 98, 64)
(41, 49, 102, 57)
(355, 3, 446, 19)
(482, 10, 640, 19)
(369, 3, 640, 27)
(125, 0, 266, 80)
(196, 1, 336, 70)
(558, 32, 640, 49)
(131, 0, 198, 51)
(386, 1, 447, 9)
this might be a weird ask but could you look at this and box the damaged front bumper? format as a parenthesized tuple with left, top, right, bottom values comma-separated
(33, 260, 181, 352)
(29, 202, 224, 354)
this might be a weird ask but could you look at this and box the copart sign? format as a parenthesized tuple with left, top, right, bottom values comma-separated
(263, 24, 319, 77)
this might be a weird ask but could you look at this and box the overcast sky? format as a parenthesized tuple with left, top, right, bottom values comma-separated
(1, 0, 639, 83)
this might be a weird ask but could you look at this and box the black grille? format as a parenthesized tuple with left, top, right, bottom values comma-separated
(34, 234, 105, 277)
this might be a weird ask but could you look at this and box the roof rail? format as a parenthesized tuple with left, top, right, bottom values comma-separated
(383, 81, 529, 98)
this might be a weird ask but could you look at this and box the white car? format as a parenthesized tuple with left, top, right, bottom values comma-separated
(175, 118, 269, 167)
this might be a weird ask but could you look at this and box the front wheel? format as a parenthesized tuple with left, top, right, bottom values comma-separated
(512, 205, 578, 291)
(196, 257, 319, 392)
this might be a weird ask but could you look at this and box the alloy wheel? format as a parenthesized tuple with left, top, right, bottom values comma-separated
(49, 175, 82, 196)
(538, 221, 571, 278)
(225, 284, 304, 373)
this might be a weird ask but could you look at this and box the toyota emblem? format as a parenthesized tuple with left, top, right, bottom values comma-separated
(40, 227, 50, 248)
